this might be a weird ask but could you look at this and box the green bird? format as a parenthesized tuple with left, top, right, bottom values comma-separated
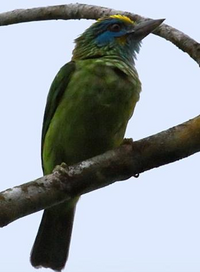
(30, 15, 164, 271)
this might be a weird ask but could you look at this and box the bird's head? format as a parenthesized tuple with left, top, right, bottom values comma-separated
(72, 15, 164, 65)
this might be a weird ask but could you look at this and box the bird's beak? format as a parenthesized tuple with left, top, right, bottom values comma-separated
(128, 18, 165, 40)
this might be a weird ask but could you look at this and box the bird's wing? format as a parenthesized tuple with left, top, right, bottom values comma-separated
(41, 61, 76, 166)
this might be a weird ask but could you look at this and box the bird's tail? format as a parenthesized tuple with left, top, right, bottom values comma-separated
(30, 198, 78, 271)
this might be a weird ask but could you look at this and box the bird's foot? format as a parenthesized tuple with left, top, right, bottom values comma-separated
(122, 138, 134, 145)
(53, 162, 69, 177)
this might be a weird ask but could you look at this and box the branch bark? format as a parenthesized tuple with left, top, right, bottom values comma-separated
(0, 115, 200, 227)
(0, 3, 200, 65)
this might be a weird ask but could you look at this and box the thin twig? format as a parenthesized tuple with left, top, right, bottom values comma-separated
(0, 4, 200, 65)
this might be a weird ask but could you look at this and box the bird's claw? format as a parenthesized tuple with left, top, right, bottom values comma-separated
(53, 162, 69, 177)
(122, 138, 134, 145)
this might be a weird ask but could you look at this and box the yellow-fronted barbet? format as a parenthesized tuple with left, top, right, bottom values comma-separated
(30, 15, 164, 271)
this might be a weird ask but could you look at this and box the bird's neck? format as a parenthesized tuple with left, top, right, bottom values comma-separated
(74, 55, 139, 82)
(72, 42, 136, 68)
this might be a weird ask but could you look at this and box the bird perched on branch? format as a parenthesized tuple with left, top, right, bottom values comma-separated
(30, 15, 164, 271)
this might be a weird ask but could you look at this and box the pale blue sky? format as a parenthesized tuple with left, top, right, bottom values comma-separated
(0, 1, 200, 272)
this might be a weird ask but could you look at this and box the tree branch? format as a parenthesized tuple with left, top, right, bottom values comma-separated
(0, 115, 199, 227)
(0, 4, 200, 65)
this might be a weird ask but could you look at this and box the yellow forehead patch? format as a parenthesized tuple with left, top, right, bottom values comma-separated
(98, 14, 134, 24)
(109, 15, 134, 24)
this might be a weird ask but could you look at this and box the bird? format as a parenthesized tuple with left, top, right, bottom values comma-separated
(30, 14, 164, 271)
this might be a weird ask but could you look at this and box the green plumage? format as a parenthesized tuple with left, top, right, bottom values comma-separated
(30, 15, 164, 271)
(43, 59, 140, 173)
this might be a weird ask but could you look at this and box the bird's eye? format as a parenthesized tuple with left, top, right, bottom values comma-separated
(108, 23, 121, 32)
